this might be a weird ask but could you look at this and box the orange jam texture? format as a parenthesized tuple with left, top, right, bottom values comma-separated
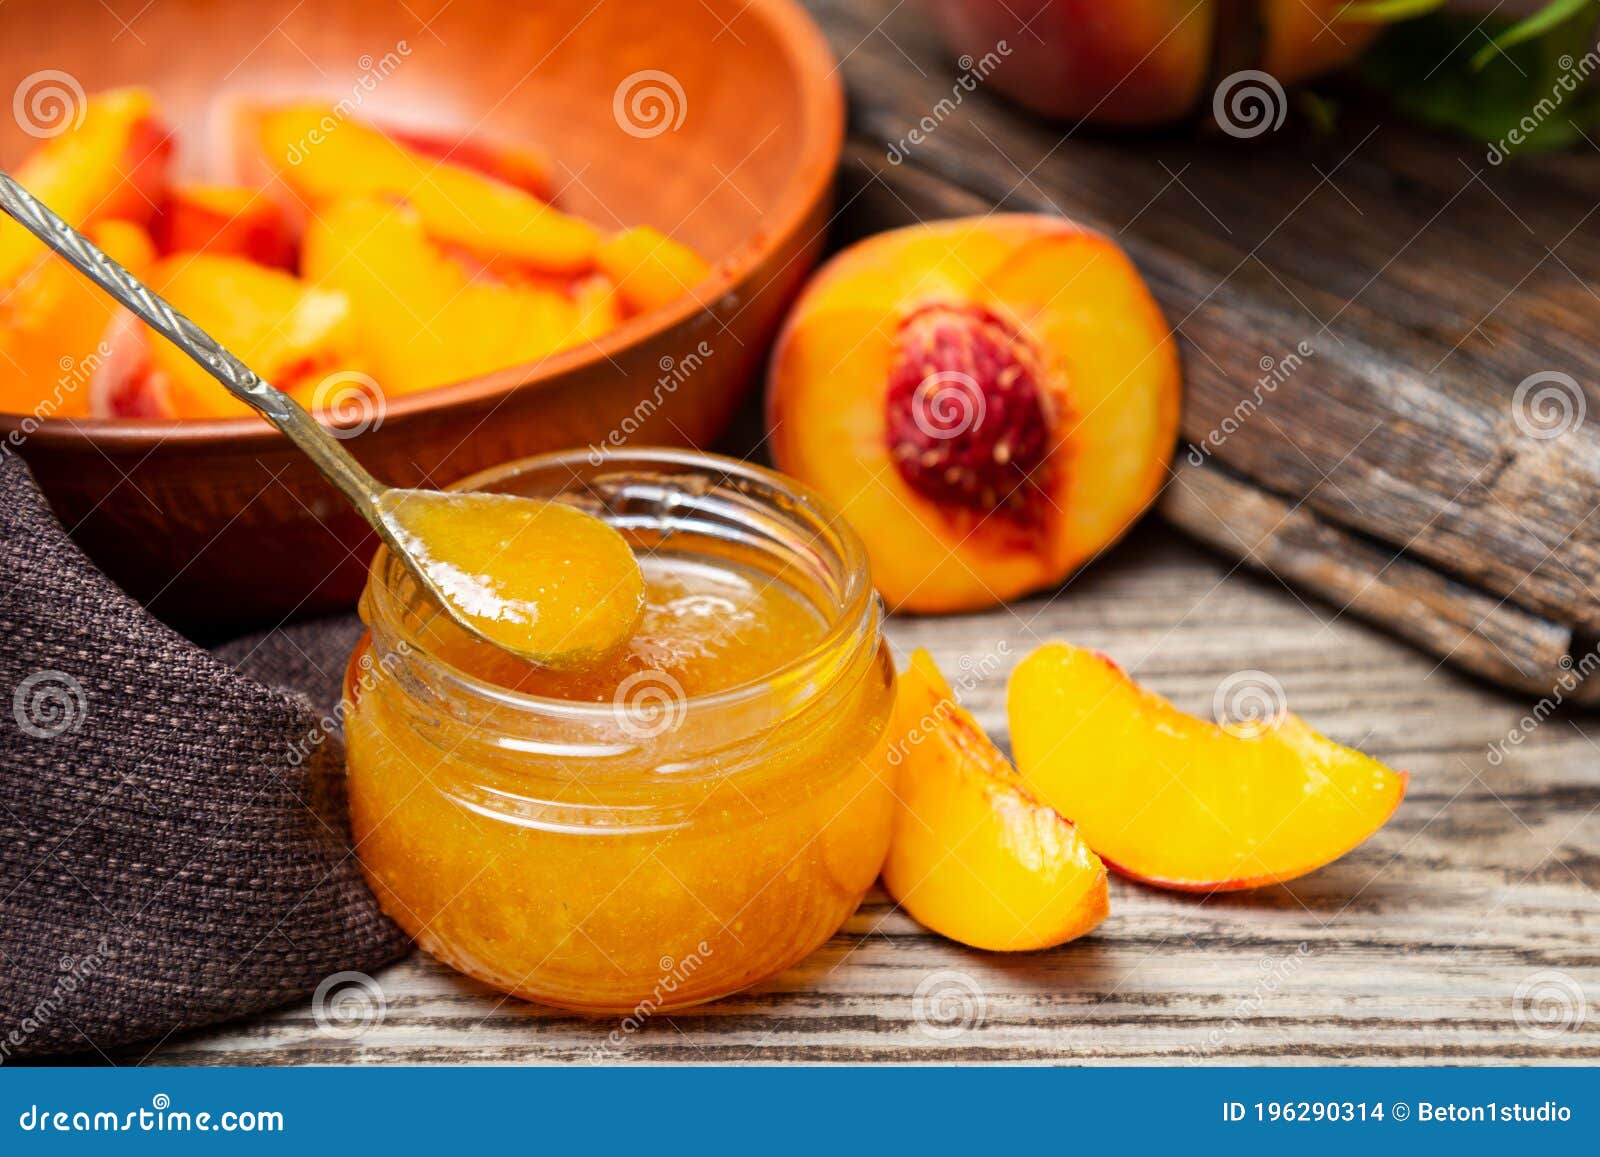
(376, 489, 645, 665)
(345, 546, 896, 1012)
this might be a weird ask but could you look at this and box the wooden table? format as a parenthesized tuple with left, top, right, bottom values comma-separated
(132, 0, 1598, 1064)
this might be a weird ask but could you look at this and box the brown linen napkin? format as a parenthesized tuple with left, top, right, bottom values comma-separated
(0, 454, 409, 1060)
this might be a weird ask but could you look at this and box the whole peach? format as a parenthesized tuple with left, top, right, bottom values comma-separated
(926, 0, 1379, 126)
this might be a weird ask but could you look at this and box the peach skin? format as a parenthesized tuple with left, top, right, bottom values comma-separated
(1007, 643, 1408, 892)
(926, 1, 1381, 125)
(926, 0, 1216, 124)
(153, 184, 297, 270)
(1259, 0, 1382, 86)
(882, 649, 1109, 951)
(378, 122, 555, 201)
(767, 214, 1179, 613)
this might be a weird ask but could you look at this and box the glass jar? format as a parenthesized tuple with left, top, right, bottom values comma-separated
(343, 449, 896, 1012)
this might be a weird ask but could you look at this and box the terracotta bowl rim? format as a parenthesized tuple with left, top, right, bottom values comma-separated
(0, 0, 843, 452)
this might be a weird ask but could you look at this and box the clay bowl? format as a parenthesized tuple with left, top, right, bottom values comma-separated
(0, 0, 842, 630)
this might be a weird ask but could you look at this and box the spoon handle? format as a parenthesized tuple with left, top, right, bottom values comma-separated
(0, 169, 388, 523)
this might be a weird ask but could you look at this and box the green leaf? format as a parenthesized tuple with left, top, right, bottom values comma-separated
(1338, 0, 1449, 24)
(1357, 4, 1600, 154)
(1471, 0, 1596, 69)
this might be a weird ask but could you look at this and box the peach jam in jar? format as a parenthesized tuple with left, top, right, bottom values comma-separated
(343, 449, 896, 1011)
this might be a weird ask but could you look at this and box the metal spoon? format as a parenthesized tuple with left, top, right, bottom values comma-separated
(0, 170, 643, 667)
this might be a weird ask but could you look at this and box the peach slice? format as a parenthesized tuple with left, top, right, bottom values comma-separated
(243, 103, 599, 273)
(303, 198, 601, 395)
(100, 254, 369, 420)
(596, 226, 712, 315)
(0, 87, 170, 291)
(767, 215, 1179, 613)
(153, 184, 297, 269)
(0, 220, 156, 418)
(379, 122, 555, 201)
(1007, 644, 1408, 892)
(882, 649, 1109, 951)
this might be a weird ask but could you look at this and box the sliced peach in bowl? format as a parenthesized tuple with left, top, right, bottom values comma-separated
(1007, 643, 1408, 892)
(377, 121, 555, 201)
(96, 253, 370, 420)
(240, 102, 599, 274)
(768, 214, 1179, 613)
(883, 649, 1109, 951)
(0, 87, 170, 290)
(0, 221, 156, 419)
(302, 198, 601, 396)
(153, 183, 297, 269)
(597, 226, 713, 315)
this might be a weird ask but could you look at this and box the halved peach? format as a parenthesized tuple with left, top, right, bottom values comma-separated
(100, 254, 368, 420)
(302, 198, 599, 395)
(596, 226, 712, 315)
(767, 215, 1179, 613)
(153, 183, 297, 269)
(0, 87, 170, 290)
(1007, 643, 1408, 892)
(241, 103, 599, 273)
(0, 220, 156, 418)
(882, 649, 1109, 951)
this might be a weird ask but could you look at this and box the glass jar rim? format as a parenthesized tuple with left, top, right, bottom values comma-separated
(360, 446, 880, 723)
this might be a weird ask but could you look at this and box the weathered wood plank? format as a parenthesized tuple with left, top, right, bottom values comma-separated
(1162, 456, 1593, 700)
